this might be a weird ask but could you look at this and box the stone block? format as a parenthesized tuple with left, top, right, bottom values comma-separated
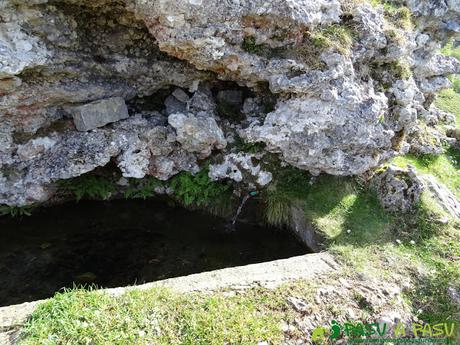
(66, 97, 129, 131)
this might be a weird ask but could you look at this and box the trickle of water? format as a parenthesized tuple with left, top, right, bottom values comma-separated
(231, 194, 252, 226)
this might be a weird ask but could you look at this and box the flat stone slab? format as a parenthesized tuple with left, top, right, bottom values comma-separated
(65, 97, 129, 131)
(109, 252, 339, 295)
(0, 253, 338, 344)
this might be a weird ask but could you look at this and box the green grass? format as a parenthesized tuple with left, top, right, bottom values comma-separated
(442, 39, 460, 62)
(309, 24, 355, 55)
(301, 175, 392, 242)
(304, 177, 460, 323)
(437, 88, 460, 126)
(262, 163, 460, 324)
(392, 152, 460, 199)
(437, 39, 460, 125)
(242, 36, 266, 55)
(263, 167, 312, 226)
(369, 0, 413, 30)
(20, 286, 286, 345)
(241, 36, 278, 59)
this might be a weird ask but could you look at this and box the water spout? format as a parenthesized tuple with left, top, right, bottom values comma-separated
(228, 191, 258, 230)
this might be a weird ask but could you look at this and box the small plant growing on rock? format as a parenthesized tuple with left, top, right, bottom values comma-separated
(170, 166, 232, 209)
(391, 60, 412, 80)
(0, 205, 33, 218)
(234, 135, 266, 154)
(309, 24, 355, 55)
(58, 175, 116, 201)
(382, 3, 413, 30)
(265, 190, 292, 227)
(241, 36, 271, 57)
(124, 177, 163, 200)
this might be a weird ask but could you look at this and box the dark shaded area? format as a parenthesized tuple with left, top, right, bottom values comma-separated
(0, 199, 307, 306)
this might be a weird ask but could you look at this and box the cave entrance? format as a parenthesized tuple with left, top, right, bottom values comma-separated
(0, 199, 309, 306)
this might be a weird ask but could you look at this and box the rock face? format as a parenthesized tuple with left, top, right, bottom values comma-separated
(0, 0, 459, 205)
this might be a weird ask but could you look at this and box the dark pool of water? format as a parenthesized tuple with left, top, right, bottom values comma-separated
(0, 199, 307, 306)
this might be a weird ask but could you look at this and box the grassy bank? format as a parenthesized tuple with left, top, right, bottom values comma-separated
(20, 287, 287, 345)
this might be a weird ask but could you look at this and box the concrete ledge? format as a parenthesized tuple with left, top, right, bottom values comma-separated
(0, 253, 339, 344)
(108, 252, 339, 295)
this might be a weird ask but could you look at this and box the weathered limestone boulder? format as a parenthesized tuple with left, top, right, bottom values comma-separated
(113, 115, 200, 181)
(65, 97, 129, 131)
(242, 68, 393, 176)
(168, 112, 227, 159)
(422, 175, 460, 219)
(0, 130, 121, 205)
(134, 0, 342, 84)
(372, 165, 424, 213)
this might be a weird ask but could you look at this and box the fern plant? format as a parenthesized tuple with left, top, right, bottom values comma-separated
(58, 175, 116, 201)
(170, 167, 231, 207)
(124, 177, 163, 200)
(0, 205, 33, 218)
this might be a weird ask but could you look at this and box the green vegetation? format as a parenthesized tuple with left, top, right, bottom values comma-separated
(124, 177, 163, 200)
(241, 36, 273, 57)
(393, 152, 460, 199)
(20, 286, 286, 345)
(437, 39, 460, 125)
(261, 153, 459, 323)
(58, 175, 117, 201)
(263, 167, 312, 226)
(369, 0, 413, 30)
(265, 189, 292, 227)
(382, 3, 412, 30)
(0, 205, 33, 217)
(390, 60, 412, 80)
(234, 135, 266, 154)
(309, 24, 355, 55)
(170, 166, 232, 211)
(437, 86, 460, 126)
(240, 36, 288, 59)
(442, 39, 460, 62)
(370, 59, 412, 92)
(300, 175, 459, 324)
